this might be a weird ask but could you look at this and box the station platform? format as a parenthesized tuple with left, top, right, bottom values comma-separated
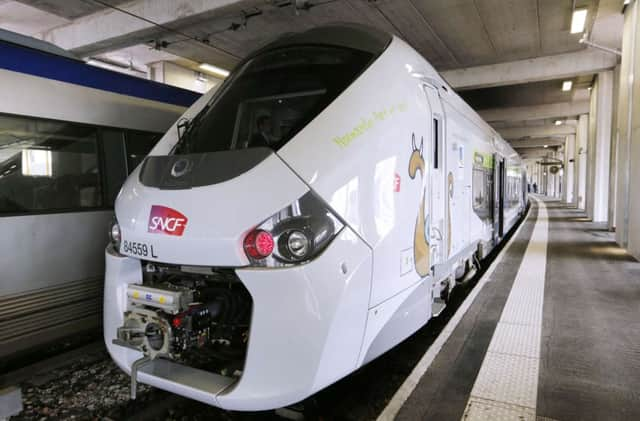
(379, 197, 640, 421)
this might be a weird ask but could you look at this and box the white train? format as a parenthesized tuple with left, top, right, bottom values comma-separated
(105, 25, 526, 410)
(0, 29, 199, 366)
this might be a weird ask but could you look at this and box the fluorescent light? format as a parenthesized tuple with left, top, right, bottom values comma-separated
(199, 63, 229, 78)
(571, 9, 588, 34)
(554, 120, 563, 125)
(562, 80, 573, 91)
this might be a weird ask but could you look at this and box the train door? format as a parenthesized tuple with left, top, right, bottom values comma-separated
(493, 154, 506, 240)
(423, 84, 446, 268)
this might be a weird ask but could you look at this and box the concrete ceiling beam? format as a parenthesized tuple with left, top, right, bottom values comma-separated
(37, 0, 250, 68)
(441, 50, 618, 90)
(479, 101, 590, 122)
(499, 124, 576, 139)
(510, 137, 565, 149)
(518, 149, 562, 160)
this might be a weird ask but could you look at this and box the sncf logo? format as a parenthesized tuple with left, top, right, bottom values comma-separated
(148, 205, 188, 236)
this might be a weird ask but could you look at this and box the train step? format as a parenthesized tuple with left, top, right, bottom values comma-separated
(432, 297, 446, 317)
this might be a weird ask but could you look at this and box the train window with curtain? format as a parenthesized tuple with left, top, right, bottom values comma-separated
(124, 130, 162, 173)
(0, 114, 102, 213)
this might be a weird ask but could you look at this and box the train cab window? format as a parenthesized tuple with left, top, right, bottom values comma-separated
(0, 114, 102, 213)
(124, 130, 162, 172)
(175, 46, 374, 154)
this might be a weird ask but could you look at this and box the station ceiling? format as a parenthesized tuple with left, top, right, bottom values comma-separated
(459, 75, 595, 110)
(0, 0, 626, 159)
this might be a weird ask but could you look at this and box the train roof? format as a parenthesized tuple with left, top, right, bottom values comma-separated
(252, 24, 392, 57)
(0, 29, 200, 108)
(0, 28, 79, 60)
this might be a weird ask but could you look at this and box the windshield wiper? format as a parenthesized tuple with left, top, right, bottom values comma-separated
(174, 102, 213, 154)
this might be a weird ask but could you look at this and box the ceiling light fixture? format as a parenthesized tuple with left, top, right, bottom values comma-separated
(555, 120, 563, 125)
(199, 63, 230, 78)
(544, 145, 549, 148)
(562, 80, 573, 91)
(571, 9, 588, 34)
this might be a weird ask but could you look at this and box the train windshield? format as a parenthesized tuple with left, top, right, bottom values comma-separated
(176, 45, 373, 154)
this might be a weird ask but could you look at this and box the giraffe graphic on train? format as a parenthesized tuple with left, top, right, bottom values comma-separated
(408, 133, 430, 277)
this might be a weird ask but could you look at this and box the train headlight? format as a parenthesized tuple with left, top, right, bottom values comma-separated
(285, 230, 310, 259)
(243, 191, 343, 267)
(109, 219, 122, 251)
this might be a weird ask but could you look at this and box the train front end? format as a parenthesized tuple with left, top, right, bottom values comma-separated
(104, 26, 392, 410)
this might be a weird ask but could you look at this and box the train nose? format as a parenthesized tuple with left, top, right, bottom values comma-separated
(114, 149, 310, 267)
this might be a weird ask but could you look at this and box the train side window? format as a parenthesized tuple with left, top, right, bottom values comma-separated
(433, 117, 440, 169)
(124, 131, 162, 173)
(0, 113, 102, 213)
(472, 153, 492, 221)
(101, 129, 127, 206)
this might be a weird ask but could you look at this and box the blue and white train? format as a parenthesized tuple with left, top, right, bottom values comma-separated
(0, 29, 200, 366)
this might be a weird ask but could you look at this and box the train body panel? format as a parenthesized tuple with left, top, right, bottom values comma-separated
(0, 68, 186, 132)
(103, 25, 527, 410)
(0, 33, 200, 362)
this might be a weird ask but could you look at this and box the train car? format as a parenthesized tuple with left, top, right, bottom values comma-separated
(104, 25, 526, 410)
(0, 29, 200, 366)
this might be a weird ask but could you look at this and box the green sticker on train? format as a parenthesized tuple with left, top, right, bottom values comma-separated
(473, 152, 493, 169)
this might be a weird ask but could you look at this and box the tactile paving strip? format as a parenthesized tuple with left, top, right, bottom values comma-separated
(462, 199, 549, 420)
(488, 322, 542, 359)
(469, 351, 539, 408)
(462, 397, 536, 421)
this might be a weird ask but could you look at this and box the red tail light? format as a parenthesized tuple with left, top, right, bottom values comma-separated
(172, 314, 184, 329)
(244, 229, 274, 259)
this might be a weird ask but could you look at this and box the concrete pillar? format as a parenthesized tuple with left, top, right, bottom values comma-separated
(565, 134, 576, 205)
(608, 65, 621, 230)
(576, 114, 589, 210)
(615, 1, 635, 248)
(586, 71, 614, 223)
(615, 0, 640, 260)
(148, 62, 165, 83)
(556, 148, 564, 199)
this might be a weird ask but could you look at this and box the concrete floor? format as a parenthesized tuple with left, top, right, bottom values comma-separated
(394, 198, 640, 421)
(537, 201, 640, 420)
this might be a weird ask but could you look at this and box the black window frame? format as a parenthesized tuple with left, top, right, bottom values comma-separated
(0, 112, 163, 217)
(433, 116, 442, 169)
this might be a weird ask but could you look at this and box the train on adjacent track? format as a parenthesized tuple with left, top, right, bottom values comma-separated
(104, 25, 527, 410)
(0, 29, 199, 366)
